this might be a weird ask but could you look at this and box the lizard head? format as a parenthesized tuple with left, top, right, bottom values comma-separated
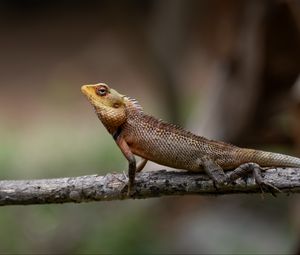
(81, 83, 127, 133)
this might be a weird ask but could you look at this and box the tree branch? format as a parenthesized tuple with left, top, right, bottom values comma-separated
(0, 168, 300, 206)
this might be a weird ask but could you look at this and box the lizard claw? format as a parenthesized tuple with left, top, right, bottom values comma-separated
(120, 183, 132, 197)
(120, 180, 135, 197)
(227, 163, 282, 197)
(122, 171, 129, 181)
(120, 182, 128, 193)
(257, 180, 282, 198)
(117, 172, 130, 195)
(252, 166, 282, 197)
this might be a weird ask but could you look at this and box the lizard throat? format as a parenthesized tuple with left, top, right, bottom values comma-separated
(94, 106, 126, 134)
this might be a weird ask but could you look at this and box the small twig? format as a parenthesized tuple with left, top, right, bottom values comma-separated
(0, 168, 300, 206)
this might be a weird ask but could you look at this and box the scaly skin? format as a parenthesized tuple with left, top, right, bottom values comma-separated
(81, 83, 300, 195)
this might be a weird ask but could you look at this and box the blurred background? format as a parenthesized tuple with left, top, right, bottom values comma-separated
(0, 0, 300, 253)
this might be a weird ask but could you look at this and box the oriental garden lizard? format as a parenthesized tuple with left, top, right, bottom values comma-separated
(81, 83, 300, 196)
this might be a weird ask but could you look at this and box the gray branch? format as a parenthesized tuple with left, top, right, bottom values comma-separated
(0, 168, 300, 206)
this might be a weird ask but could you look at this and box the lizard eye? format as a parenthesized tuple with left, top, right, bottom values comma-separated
(96, 86, 108, 96)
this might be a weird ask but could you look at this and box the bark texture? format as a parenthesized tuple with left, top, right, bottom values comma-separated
(0, 168, 300, 206)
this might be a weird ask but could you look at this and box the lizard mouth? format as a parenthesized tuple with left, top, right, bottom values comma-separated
(81, 85, 91, 96)
(81, 85, 99, 105)
(81, 85, 96, 99)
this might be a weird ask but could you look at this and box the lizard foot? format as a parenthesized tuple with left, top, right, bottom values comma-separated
(127, 185, 136, 197)
(227, 163, 282, 197)
(200, 156, 228, 191)
(252, 167, 281, 197)
(116, 172, 129, 196)
(256, 180, 281, 198)
(120, 181, 136, 197)
(117, 171, 136, 197)
(120, 183, 128, 194)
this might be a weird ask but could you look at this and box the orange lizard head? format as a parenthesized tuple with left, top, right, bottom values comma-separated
(81, 83, 127, 133)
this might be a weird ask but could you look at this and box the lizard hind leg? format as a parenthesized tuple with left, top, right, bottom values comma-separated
(227, 163, 281, 197)
(200, 155, 228, 188)
(136, 158, 148, 173)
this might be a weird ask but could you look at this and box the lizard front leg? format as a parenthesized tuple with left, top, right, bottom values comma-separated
(200, 155, 228, 186)
(227, 163, 281, 196)
(115, 136, 136, 196)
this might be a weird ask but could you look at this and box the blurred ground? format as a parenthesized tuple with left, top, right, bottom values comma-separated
(0, 0, 300, 254)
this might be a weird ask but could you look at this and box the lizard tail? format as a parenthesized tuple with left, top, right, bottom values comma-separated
(238, 148, 300, 168)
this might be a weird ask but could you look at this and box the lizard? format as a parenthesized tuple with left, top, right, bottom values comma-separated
(81, 83, 300, 195)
